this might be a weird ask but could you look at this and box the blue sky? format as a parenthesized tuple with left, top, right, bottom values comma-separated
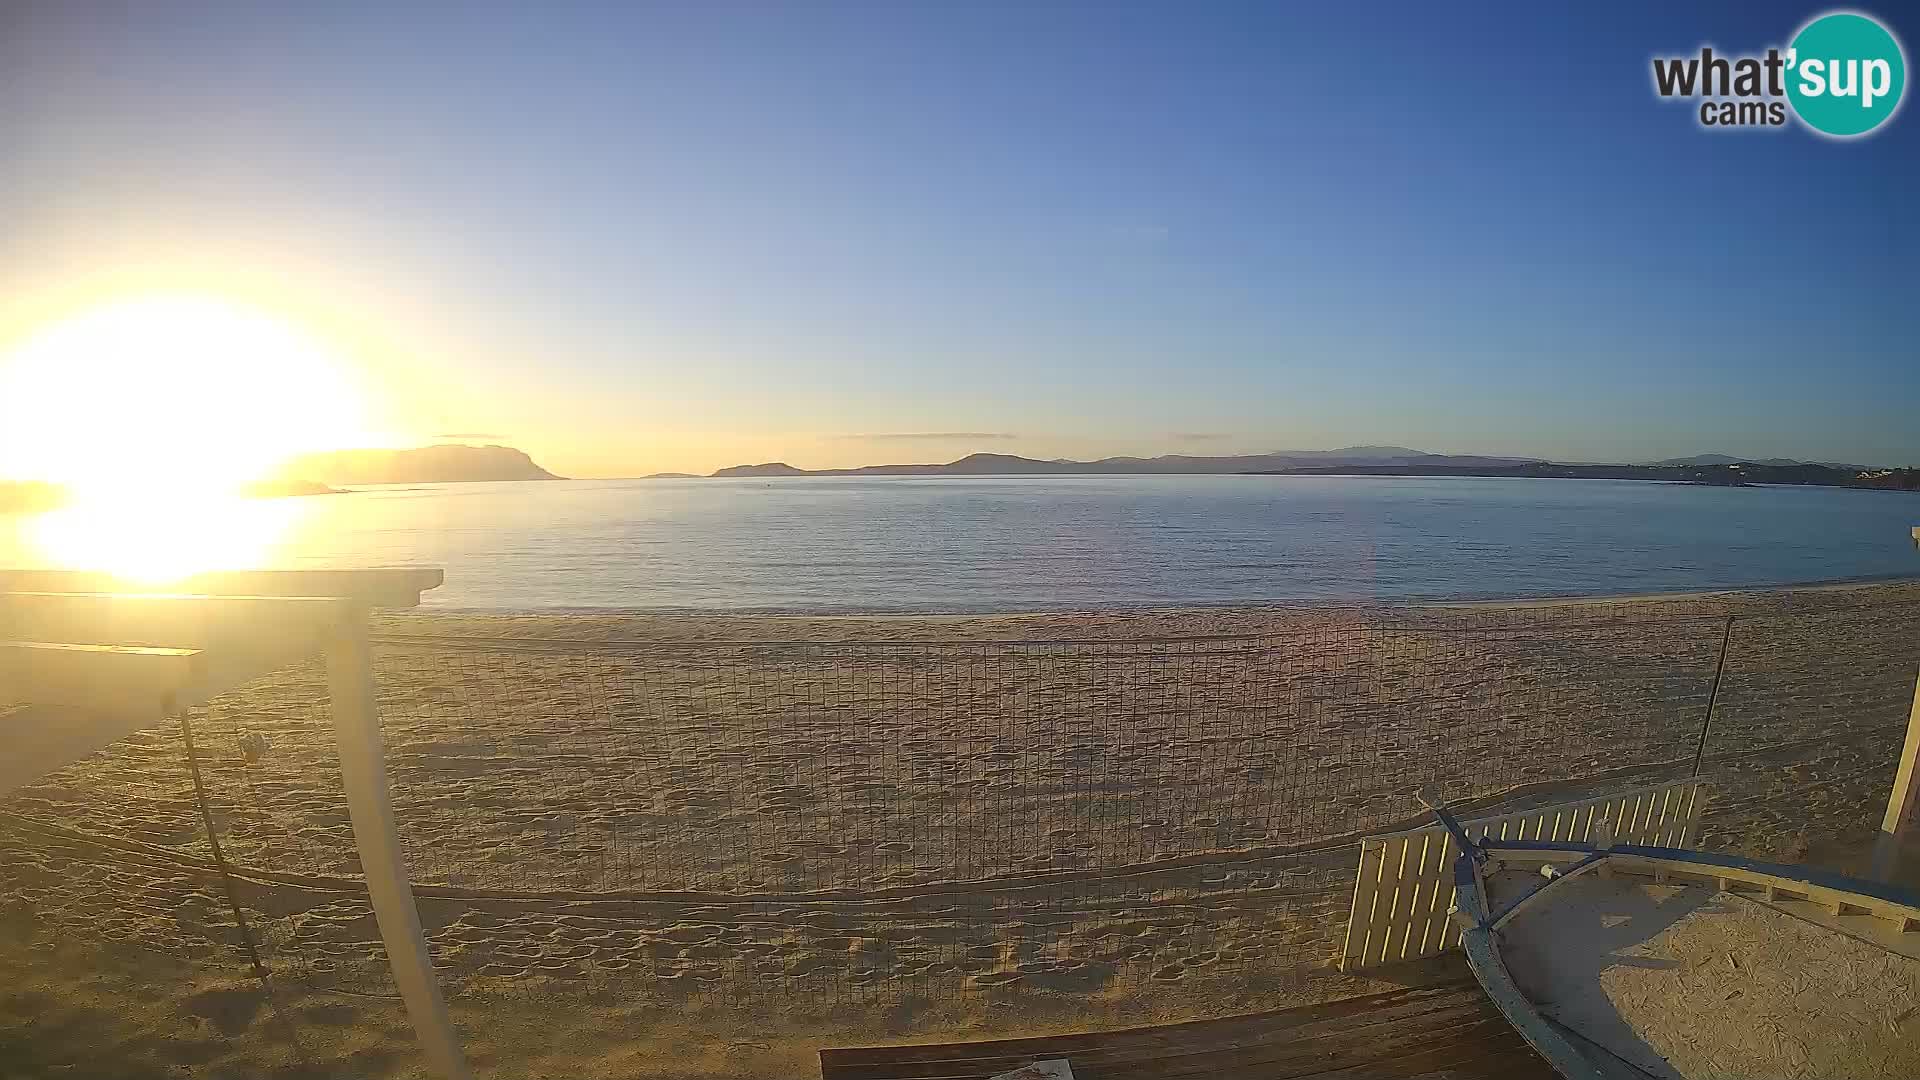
(2, 1, 1915, 474)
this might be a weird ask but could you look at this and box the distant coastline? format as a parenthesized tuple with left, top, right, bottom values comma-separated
(705, 448, 1917, 492)
(281, 443, 562, 486)
(1246, 461, 1920, 491)
(0, 443, 564, 514)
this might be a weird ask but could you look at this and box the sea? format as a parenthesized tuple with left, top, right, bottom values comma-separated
(4, 475, 1917, 611)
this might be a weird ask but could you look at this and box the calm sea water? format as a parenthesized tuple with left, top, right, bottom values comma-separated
(6, 476, 1918, 610)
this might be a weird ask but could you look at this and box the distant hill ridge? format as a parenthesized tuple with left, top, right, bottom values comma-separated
(712, 446, 1543, 478)
(708, 448, 1916, 491)
(283, 444, 562, 485)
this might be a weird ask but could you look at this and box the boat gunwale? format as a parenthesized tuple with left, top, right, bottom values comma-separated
(1448, 838, 1920, 1079)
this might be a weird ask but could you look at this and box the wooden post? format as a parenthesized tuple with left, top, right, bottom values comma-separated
(1872, 638, 1920, 880)
(1871, 526, 1920, 881)
(326, 612, 472, 1080)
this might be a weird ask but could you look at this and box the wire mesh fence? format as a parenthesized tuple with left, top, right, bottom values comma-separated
(1, 593, 1916, 1042)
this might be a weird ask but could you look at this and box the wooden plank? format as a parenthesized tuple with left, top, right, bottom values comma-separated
(1620, 787, 1651, 837)
(824, 1000, 1503, 1079)
(0, 643, 206, 796)
(0, 640, 202, 712)
(1339, 840, 1387, 972)
(1872, 649, 1920, 880)
(1675, 782, 1700, 848)
(1373, 834, 1413, 966)
(0, 567, 443, 609)
(0, 591, 347, 704)
(0, 591, 344, 651)
(1409, 830, 1456, 959)
(821, 995, 1532, 1080)
(1652, 786, 1679, 847)
(1551, 806, 1576, 843)
(1308, 1036, 1554, 1080)
(1473, 844, 1920, 931)
(1062, 1012, 1516, 1080)
(820, 978, 1484, 1069)
(1646, 788, 1671, 847)
(326, 618, 470, 1080)
(1388, 832, 1428, 961)
(1459, 926, 1611, 1080)
(2, 703, 165, 797)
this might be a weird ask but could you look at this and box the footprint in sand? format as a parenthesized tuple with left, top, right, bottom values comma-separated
(1152, 963, 1186, 982)
(968, 971, 1022, 988)
(874, 841, 913, 854)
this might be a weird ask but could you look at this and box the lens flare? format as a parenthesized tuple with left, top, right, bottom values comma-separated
(0, 293, 377, 577)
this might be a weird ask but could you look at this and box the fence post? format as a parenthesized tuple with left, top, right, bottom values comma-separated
(1688, 615, 1735, 779)
(1871, 526, 1920, 881)
(326, 611, 472, 1080)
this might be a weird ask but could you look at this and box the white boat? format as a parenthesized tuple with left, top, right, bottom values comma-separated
(1434, 804, 1920, 1079)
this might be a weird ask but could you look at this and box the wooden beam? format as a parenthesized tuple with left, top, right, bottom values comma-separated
(0, 591, 345, 652)
(0, 596, 350, 790)
(326, 617, 471, 1079)
(0, 568, 443, 609)
(0, 640, 203, 714)
(1873, 527, 1920, 880)
(1876, 621, 1920, 880)
(0, 704, 187, 798)
(1459, 927, 1610, 1080)
(0, 639, 205, 797)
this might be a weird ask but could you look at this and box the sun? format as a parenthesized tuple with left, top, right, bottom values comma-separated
(0, 293, 376, 500)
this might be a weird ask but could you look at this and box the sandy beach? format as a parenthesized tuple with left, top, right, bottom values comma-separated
(3, 579, 1918, 1078)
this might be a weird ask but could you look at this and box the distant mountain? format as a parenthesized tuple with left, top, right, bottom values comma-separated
(640, 472, 700, 479)
(1250, 461, 1920, 491)
(242, 477, 343, 498)
(713, 462, 810, 477)
(1647, 454, 1881, 471)
(283, 444, 562, 485)
(711, 447, 1544, 478)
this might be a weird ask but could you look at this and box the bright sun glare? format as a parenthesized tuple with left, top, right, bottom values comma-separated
(0, 294, 370, 496)
(0, 294, 376, 581)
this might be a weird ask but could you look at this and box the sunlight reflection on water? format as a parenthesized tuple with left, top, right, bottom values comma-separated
(21, 493, 309, 584)
(1, 476, 1915, 609)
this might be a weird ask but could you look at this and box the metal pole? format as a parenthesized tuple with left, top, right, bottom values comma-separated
(1870, 526, 1920, 881)
(1689, 615, 1735, 779)
(326, 611, 472, 1080)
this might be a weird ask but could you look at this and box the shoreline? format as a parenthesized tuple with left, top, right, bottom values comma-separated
(390, 574, 1920, 626)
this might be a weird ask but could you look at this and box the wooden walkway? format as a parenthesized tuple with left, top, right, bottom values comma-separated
(819, 963, 1552, 1080)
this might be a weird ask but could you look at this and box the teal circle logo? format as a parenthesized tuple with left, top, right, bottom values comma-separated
(1786, 12, 1906, 137)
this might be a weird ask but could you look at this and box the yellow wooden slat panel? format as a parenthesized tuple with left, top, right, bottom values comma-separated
(1372, 834, 1411, 967)
(1339, 840, 1387, 971)
(1659, 787, 1684, 846)
(1679, 781, 1704, 847)
(1341, 779, 1711, 972)
(1410, 829, 1457, 958)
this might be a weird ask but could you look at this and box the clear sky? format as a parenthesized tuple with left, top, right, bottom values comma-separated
(3, 1, 1915, 476)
